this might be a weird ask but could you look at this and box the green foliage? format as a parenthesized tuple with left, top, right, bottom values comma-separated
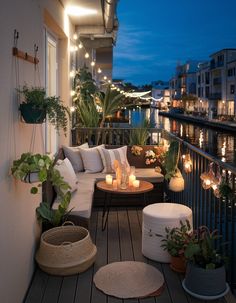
(96, 84, 124, 127)
(164, 141, 180, 180)
(18, 85, 70, 135)
(184, 226, 224, 269)
(73, 66, 97, 103)
(76, 98, 100, 127)
(11, 153, 72, 227)
(11, 153, 52, 182)
(129, 119, 150, 146)
(161, 220, 192, 257)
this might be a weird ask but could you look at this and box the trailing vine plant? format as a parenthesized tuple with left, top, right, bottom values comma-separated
(11, 153, 71, 227)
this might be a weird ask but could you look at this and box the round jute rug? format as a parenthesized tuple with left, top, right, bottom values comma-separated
(93, 261, 165, 299)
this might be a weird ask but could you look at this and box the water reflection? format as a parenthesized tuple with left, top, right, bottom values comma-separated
(129, 108, 236, 165)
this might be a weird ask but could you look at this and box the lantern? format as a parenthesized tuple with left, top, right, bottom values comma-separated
(183, 154, 193, 173)
(169, 169, 185, 192)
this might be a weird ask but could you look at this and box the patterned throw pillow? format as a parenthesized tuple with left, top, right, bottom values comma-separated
(99, 146, 130, 173)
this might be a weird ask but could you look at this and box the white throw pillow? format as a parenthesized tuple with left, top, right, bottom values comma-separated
(63, 143, 89, 172)
(80, 145, 104, 173)
(99, 146, 130, 173)
(54, 158, 78, 193)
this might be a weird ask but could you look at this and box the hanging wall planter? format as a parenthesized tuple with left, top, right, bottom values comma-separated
(17, 85, 70, 135)
(19, 103, 46, 124)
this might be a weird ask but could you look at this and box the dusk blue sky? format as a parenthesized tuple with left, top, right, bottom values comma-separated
(113, 0, 236, 85)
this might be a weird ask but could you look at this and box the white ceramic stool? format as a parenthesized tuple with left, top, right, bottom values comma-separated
(142, 203, 193, 263)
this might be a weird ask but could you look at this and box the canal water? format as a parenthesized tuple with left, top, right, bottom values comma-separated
(129, 108, 236, 166)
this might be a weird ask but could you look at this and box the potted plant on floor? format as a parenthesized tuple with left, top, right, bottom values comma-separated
(161, 220, 192, 273)
(183, 226, 228, 298)
(11, 152, 72, 228)
(18, 85, 70, 135)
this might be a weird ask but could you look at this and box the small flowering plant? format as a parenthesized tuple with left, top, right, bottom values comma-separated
(145, 149, 157, 165)
(131, 145, 143, 156)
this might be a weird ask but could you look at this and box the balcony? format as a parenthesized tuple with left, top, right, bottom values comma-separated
(209, 92, 222, 100)
(213, 77, 222, 85)
(24, 128, 236, 302)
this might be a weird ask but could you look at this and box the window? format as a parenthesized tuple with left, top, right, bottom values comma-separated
(198, 87, 201, 97)
(217, 54, 224, 66)
(230, 85, 235, 94)
(205, 72, 210, 84)
(228, 67, 236, 77)
(198, 75, 201, 85)
(205, 86, 209, 98)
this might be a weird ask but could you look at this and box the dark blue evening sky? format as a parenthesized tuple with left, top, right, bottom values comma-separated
(113, 0, 236, 85)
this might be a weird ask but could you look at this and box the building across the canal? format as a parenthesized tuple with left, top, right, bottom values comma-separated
(169, 48, 236, 119)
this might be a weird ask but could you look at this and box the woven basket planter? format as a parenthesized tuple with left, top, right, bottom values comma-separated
(35, 225, 97, 276)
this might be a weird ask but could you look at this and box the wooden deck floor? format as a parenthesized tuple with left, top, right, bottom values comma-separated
(24, 208, 233, 303)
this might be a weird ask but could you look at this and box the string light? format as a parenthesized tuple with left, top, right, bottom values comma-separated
(70, 90, 76, 97)
(78, 42, 83, 49)
(85, 52, 89, 59)
(73, 33, 78, 40)
(97, 68, 102, 73)
(91, 61, 95, 67)
(69, 70, 75, 78)
(70, 106, 75, 112)
(103, 75, 107, 80)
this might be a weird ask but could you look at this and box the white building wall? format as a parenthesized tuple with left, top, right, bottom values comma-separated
(0, 1, 74, 302)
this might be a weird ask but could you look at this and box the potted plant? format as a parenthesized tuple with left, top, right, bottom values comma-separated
(183, 226, 228, 298)
(11, 152, 72, 228)
(18, 85, 70, 135)
(161, 220, 192, 273)
(163, 141, 185, 192)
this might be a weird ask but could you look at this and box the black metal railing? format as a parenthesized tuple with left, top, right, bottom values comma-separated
(163, 130, 236, 289)
(73, 126, 236, 288)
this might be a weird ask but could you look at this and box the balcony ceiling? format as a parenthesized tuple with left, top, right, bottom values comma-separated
(61, 0, 104, 26)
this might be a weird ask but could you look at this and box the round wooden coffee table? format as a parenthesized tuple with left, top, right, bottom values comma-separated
(96, 180, 153, 230)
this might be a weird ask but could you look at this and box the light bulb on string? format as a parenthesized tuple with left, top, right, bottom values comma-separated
(85, 52, 89, 59)
(73, 33, 78, 40)
(70, 106, 75, 112)
(91, 61, 95, 67)
(103, 75, 107, 80)
(97, 68, 102, 73)
(108, 80, 111, 84)
(78, 42, 83, 49)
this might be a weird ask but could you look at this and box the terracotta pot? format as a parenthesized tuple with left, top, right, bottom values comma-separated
(170, 255, 186, 273)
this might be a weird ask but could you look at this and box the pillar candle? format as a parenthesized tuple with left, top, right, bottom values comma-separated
(129, 174, 136, 187)
(133, 180, 140, 188)
(106, 174, 113, 185)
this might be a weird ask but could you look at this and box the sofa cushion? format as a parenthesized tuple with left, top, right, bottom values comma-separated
(99, 146, 130, 173)
(134, 168, 164, 183)
(62, 143, 89, 172)
(80, 145, 104, 173)
(54, 158, 78, 193)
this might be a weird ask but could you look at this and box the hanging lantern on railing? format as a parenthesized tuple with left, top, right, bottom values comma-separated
(211, 168, 222, 198)
(200, 163, 215, 190)
(182, 154, 193, 173)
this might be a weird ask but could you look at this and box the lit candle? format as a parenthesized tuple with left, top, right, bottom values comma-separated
(113, 179, 118, 189)
(133, 180, 140, 188)
(129, 174, 136, 187)
(106, 175, 113, 185)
